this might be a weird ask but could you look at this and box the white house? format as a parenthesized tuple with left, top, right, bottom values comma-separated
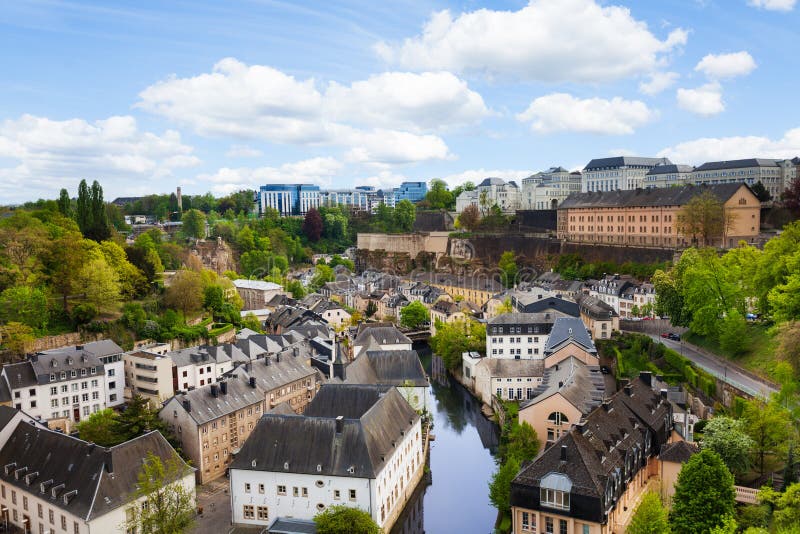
(351, 324, 413, 358)
(486, 313, 558, 360)
(338, 350, 430, 412)
(42, 340, 125, 409)
(169, 345, 235, 391)
(229, 384, 423, 532)
(0, 420, 194, 534)
(455, 177, 520, 214)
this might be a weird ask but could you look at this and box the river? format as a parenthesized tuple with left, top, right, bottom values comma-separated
(391, 350, 500, 534)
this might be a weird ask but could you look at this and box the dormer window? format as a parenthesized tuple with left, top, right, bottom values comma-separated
(540, 473, 571, 511)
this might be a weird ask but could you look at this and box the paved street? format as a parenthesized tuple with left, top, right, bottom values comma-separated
(644, 334, 778, 398)
(190, 479, 264, 534)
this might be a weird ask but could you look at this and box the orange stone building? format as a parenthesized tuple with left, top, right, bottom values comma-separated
(557, 183, 760, 249)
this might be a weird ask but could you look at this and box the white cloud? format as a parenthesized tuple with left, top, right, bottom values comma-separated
(657, 127, 800, 164)
(375, 0, 687, 83)
(137, 58, 492, 165)
(639, 71, 679, 95)
(695, 51, 757, 79)
(676, 83, 725, 116)
(198, 157, 343, 195)
(517, 93, 656, 135)
(324, 71, 489, 131)
(226, 144, 264, 158)
(608, 148, 639, 157)
(747, 0, 796, 11)
(0, 114, 198, 203)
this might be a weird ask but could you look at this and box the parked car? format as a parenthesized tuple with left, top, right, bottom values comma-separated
(660, 332, 670, 338)
(668, 333, 681, 341)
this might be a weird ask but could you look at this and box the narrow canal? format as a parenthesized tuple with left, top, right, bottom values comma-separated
(392, 349, 500, 534)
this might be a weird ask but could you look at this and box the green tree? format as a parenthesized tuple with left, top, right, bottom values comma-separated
(0, 322, 35, 357)
(115, 396, 172, 441)
(759, 482, 800, 532)
(87, 180, 112, 241)
(488, 456, 520, 515)
(498, 251, 518, 288)
(240, 313, 263, 333)
(163, 270, 204, 317)
(677, 190, 734, 247)
(203, 285, 226, 313)
(400, 300, 429, 329)
(751, 181, 771, 202)
(628, 491, 671, 534)
(124, 452, 195, 534)
(701, 416, 754, 477)
(0, 286, 49, 330)
(429, 319, 485, 371)
(424, 179, 454, 210)
(310, 263, 334, 291)
(235, 225, 256, 252)
(743, 398, 792, 477)
(181, 209, 206, 239)
(58, 188, 71, 217)
(76, 408, 124, 446)
(75, 179, 92, 236)
(394, 199, 416, 232)
(77, 256, 121, 309)
(365, 300, 378, 318)
(670, 449, 735, 534)
(502, 421, 539, 463)
(313, 505, 380, 534)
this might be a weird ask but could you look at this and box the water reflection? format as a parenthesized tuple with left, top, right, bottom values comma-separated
(392, 351, 499, 534)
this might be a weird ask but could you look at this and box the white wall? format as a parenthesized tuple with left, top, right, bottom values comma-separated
(486, 333, 546, 360)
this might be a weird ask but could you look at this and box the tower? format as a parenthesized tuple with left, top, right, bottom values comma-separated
(176, 186, 183, 213)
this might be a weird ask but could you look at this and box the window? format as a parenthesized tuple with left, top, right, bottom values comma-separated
(277, 485, 286, 495)
(243, 505, 254, 520)
(583, 525, 590, 534)
(559, 520, 567, 534)
(545, 517, 554, 534)
(61, 515, 67, 530)
(302, 487, 308, 498)
(333, 489, 340, 500)
(258, 483, 265, 494)
(349, 489, 357, 501)
(293, 487, 299, 497)
(244, 483, 251, 493)
(257, 506, 269, 521)
(521, 511, 530, 530)
(540, 488, 570, 510)
(50, 387, 57, 395)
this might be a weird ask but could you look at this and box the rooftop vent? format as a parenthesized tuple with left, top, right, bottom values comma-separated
(62, 490, 78, 505)
(182, 399, 191, 412)
(335, 415, 344, 435)
(220, 381, 228, 395)
(249, 377, 257, 389)
(51, 483, 65, 499)
(560, 445, 568, 462)
(210, 384, 219, 398)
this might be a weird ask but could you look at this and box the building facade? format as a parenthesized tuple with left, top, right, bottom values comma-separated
(255, 184, 321, 217)
(123, 350, 175, 406)
(558, 183, 761, 249)
(455, 177, 521, 214)
(234, 280, 286, 311)
(690, 158, 796, 200)
(521, 167, 583, 210)
(487, 313, 559, 360)
(394, 181, 428, 203)
(643, 164, 694, 189)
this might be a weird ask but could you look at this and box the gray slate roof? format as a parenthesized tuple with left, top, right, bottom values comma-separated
(489, 312, 559, 325)
(482, 359, 544, 378)
(2, 362, 37, 389)
(584, 156, 671, 170)
(645, 164, 695, 175)
(521, 357, 604, 414)
(659, 441, 699, 463)
(0, 424, 190, 521)
(229, 352, 317, 393)
(169, 344, 231, 368)
(694, 158, 780, 171)
(576, 294, 619, 319)
(559, 183, 750, 210)
(478, 177, 507, 187)
(544, 317, 597, 354)
(164, 374, 265, 426)
(353, 325, 412, 347)
(231, 385, 419, 479)
(269, 517, 317, 534)
(343, 350, 429, 387)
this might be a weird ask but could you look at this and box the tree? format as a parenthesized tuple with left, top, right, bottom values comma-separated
(203, 285, 226, 313)
(677, 190, 734, 246)
(400, 300, 429, 329)
(782, 177, 800, 217)
(670, 449, 735, 534)
(0, 322, 35, 357)
(429, 319, 485, 371)
(76, 408, 125, 446)
(488, 456, 520, 515)
(498, 251, 518, 288)
(87, 180, 112, 241)
(163, 270, 204, 317)
(759, 482, 800, 531)
(0, 286, 49, 330)
(181, 209, 206, 239)
(502, 421, 539, 463)
(302, 208, 323, 241)
(743, 398, 792, 476)
(77, 257, 121, 309)
(458, 204, 481, 232)
(424, 179, 454, 210)
(628, 491, 670, 534)
(240, 313, 263, 333)
(718, 310, 750, 355)
(394, 199, 416, 232)
(124, 452, 195, 534)
(75, 179, 92, 236)
(365, 300, 378, 318)
(701, 416, 754, 476)
(57, 188, 71, 217)
(310, 263, 334, 292)
(313, 505, 380, 534)
(115, 396, 172, 441)
(751, 181, 771, 202)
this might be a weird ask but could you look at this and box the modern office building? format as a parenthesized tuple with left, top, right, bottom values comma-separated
(690, 158, 796, 200)
(255, 184, 321, 216)
(394, 181, 428, 203)
(582, 157, 672, 192)
(643, 164, 695, 189)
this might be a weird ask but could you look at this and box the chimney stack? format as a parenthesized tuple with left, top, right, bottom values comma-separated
(265, 356, 271, 366)
(249, 376, 257, 388)
(560, 445, 567, 462)
(335, 415, 344, 434)
(660, 389, 668, 400)
(639, 371, 653, 387)
(624, 384, 633, 396)
(176, 186, 183, 213)
(220, 381, 228, 395)
(602, 400, 612, 412)
(210, 384, 219, 398)
(276, 353, 282, 363)
(182, 399, 191, 412)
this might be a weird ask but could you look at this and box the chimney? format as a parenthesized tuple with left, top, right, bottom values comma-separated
(264, 356, 271, 366)
(182, 399, 191, 412)
(220, 381, 228, 395)
(104, 451, 114, 474)
(624, 384, 633, 396)
(210, 384, 219, 398)
(245, 362, 252, 373)
(176, 186, 183, 212)
(660, 389, 668, 400)
(276, 353, 282, 363)
(293, 347, 298, 357)
(602, 400, 612, 412)
(558, 381, 564, 388)
(639, 371, 652, 387)
(249, 376, 257, 388)
(560, 445, 567, 462)
(335, 415, 344, 434)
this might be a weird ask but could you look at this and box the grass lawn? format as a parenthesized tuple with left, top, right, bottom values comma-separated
(683, 324, 781, 382)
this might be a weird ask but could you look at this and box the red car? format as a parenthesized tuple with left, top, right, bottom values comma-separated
(660, 332, 669, 338)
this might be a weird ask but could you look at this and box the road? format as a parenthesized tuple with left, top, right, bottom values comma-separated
(644, 334, 778, 398)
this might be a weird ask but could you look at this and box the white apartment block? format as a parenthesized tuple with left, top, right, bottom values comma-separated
(169, 345, 235, 392)
(229, 385, 423, 532)
(486, 313, 558, 360)
(583, 156, 671, 192)
(643, 164, 695, 189)
(691, 158, 796, 200)
(41, 340, 125, 409)
(123, 350, 176, 406)
(455, 177, 521, 214)
(520, 167, 582, 210)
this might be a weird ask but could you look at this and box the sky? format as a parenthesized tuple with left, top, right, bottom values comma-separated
(1, 0, 799, 204)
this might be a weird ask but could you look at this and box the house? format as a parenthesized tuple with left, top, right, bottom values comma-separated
(123, 350, 175, 407)
(234, 280, 286, 311)
(169, 345, 235, 391)
(521, 167, 583, 210)
(510, 377, 673, 534)
(658, 441, 699, 505)
(455, 177, 521, 214)
(576, 295, 619, 340)
(161, 375, 266, 484)
(376, 293, 408, 321)
(691, 158, 796, 200)
(40, 340, 125, 409)
(462, 355, 545, 404)
(416, 272, 504, 307)
(486, 313, 559, 360)
(0, 422, 194, 534)
(352, 324, 412, 358)
(582, 156, 672, 192)
(542, 317, 599, 369)
(227, 351, 320, 414)
(229, 384, 424, 532)
(266, 305, 325, 334)
(338, 350, 430, 412)
(518, 357, 605, 450)
(299, 294, 352, 328)
(513, 295, 579, 318)
(428, 300, 466, 335)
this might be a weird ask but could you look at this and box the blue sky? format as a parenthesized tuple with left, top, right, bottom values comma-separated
(1, 0, 799, 203)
